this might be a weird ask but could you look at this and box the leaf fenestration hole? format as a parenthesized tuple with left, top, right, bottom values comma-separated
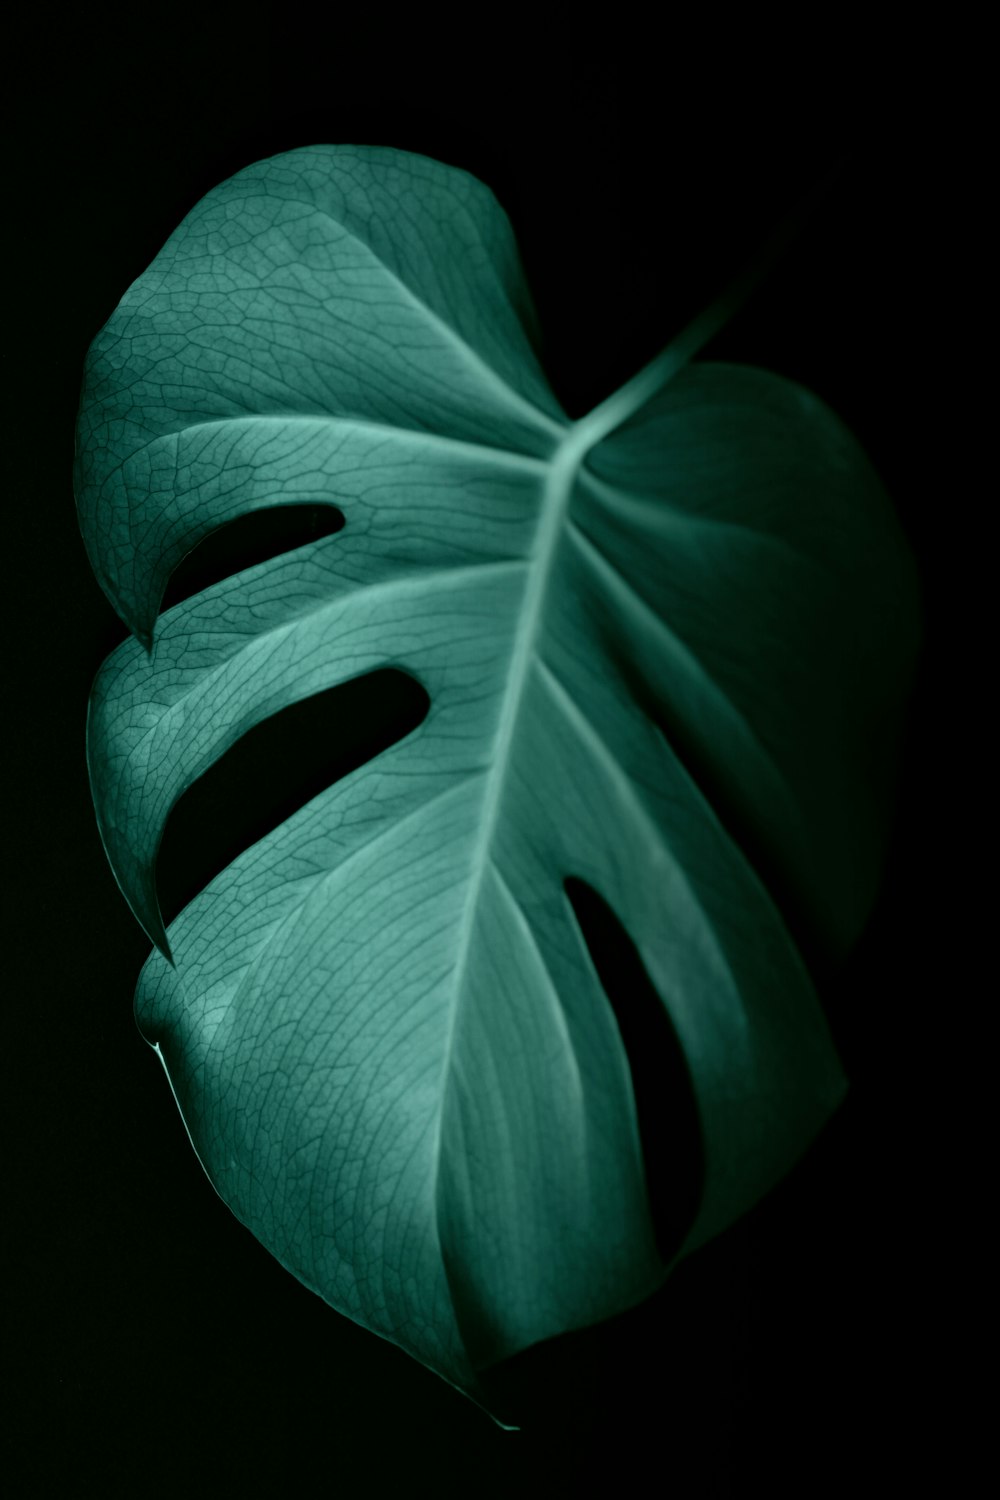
(564, 876, 704, 1263)
(155, 669, 428, 928)
(160, 503, 345, 612)
(609, 645, 833, 990)
(476, 879, 706, 1431)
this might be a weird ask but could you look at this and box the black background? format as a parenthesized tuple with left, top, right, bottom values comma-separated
(5, 15, 951, 1495)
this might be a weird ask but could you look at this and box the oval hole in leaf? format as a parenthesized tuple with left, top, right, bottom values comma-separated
(155, 669, 429, 928)
(611, 644, 833, 991)
(477, 878, 706, 1431)
(564, 876, 704, 1264)
(160, 503, 345, 611)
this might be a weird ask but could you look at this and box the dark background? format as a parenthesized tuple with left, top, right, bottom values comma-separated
(5, 15, 950, 1495)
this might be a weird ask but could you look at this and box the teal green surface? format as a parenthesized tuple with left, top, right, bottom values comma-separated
(75, 145, 921, 1420)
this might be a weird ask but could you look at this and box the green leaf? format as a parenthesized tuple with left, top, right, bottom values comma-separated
(76, 144, 920, 1422)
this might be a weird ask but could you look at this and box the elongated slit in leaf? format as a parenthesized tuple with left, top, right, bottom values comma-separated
(155, 669, 429, 927)
(564, 876, 704, 1263)
(160, 503, 346, 612)
(614, 647, 831, 989)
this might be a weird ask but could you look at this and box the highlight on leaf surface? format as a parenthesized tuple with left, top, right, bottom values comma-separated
(75, 143, 921, 1424)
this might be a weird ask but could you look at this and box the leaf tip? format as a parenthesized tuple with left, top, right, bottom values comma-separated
(148, 913, 175, 968)
(133, 878, 175, 968)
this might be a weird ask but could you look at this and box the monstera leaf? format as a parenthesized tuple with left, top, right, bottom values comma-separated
(75, 145, 920, 1422)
